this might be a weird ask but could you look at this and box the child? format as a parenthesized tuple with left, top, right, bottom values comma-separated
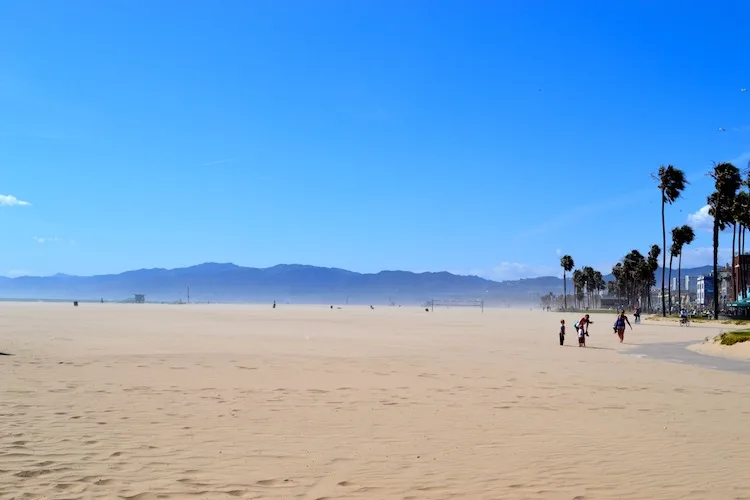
(559, 319, 566, 345)
(578, 324, 589, 347)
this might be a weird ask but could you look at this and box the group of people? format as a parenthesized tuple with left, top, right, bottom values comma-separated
(559, 310, 633, 347)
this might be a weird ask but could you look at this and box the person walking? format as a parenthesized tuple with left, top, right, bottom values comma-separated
(614, 310, 632, 343)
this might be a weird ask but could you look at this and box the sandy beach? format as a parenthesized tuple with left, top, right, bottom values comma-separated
(687, 337, 750, 362)
(2, 303, 750, 499)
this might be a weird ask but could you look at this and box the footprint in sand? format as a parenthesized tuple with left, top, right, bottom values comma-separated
(257, 478, 294, 487)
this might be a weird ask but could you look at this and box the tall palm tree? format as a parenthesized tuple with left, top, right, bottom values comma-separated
(647, 244, 661, 313)
(668, 227, 681, 313)
(560, 255, 574, 310)
(656, 165, 688, 316)
(593, 270, 605, 308)
(582, 266, 595, 308)
(673, 225, 695, 309)
(708, 162, 742, 319)
(734, 191, 750, 300)
(611, 263, 624, 303)
(572, 269, 584, 309)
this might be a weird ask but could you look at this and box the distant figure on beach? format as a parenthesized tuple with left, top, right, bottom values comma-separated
(370, 305, 374, 310)
(559, 319, 566, 346)
(633, 306, 641, 324)
(330, 305, 333, 309)
(614, 310, 632, 343)
(73, 301, 78, 307)
(679, 308, 689, 326)
(272, 301, 276, 309)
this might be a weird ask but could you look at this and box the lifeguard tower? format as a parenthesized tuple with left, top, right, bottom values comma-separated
(134, 294, 145, 304)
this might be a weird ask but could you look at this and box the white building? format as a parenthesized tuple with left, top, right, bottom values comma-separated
(684, 275, 697, 294)
(696, 275, 714, 308)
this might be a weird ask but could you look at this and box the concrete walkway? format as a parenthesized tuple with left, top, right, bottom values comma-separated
(625, 341, 750, 374)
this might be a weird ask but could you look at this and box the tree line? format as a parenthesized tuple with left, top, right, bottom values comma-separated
(554, 161, 750, 319)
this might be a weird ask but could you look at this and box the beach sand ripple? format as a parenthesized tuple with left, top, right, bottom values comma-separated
(2, 304, 750, 499)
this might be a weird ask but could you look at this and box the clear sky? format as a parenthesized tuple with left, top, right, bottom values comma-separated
(1, 1, 749, 280)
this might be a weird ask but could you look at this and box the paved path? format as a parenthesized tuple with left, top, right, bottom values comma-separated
(625, 341, 750, 374)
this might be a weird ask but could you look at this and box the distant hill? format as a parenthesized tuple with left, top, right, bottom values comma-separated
(0, 263, 718, 304)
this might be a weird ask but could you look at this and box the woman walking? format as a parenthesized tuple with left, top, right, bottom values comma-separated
(614, 310, 632, 343)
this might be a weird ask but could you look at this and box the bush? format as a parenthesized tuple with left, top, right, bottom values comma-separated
(718, 330, 750, 346)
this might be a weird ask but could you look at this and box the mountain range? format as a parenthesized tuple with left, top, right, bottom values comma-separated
(0, 263, 716, 304)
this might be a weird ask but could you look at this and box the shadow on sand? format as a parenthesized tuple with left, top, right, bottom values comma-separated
(0, 352, 13, 356)
(561, 345, 615, 351)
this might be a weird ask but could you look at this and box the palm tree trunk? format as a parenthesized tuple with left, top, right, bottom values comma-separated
(677, 252, 682, 310)
(661, 191, 667, 316)
(742, 226, 746, 299)
(668, 254, 673, 313)
(732, 222, 738, 300)
(713, 215, 720, 320)
(563, 271, 567, 310)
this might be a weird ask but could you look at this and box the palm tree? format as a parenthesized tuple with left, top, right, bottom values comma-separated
(647, 244, 661, 313)
(593, 270, 605, 308)
(611, 263, 624, 303)
(572, 269, 585, 309)
(668, 226, 681, 313)
(582, 266, 595, 308)
(611, 247, 660, 311)
(672, 225, 695, 309)
(733, 191, 750, 300)
(708, 162, 742, 319)
(656, 165, 688, 316)
(560, 255, 574, 309)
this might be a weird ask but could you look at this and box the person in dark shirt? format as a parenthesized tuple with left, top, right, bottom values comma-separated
(559, 319, 566, 346)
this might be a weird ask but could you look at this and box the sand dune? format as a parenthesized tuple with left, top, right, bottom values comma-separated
(688, 338, 750, 361)
(2, 303, 750, 499)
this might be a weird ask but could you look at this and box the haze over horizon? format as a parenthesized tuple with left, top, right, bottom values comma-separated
(2, 1, 748, 280)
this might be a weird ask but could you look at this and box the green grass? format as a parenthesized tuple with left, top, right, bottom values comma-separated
(717, 330, 750, 346)
(560, 309, 616, 314)
(720, 319, 750, 325)
(645, 315, 750, 325)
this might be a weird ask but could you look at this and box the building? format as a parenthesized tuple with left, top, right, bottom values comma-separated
(696, 275, 715, 308)
(732, 255, 750, 301)
(600, 295, 625, 309)
(719, 268, 732, 307)
(671, 277, 678, 291)
(684, 275, 697, 294)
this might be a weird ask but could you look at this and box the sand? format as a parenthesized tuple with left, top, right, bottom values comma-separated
(2, 303, 750, 499)
(687, 338, 750, 362)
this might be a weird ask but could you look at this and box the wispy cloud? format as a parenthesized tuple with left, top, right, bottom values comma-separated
(203, 158, 234, 166)
(512, 185, 653, 240)
(513, 166, 707, 241)
(33, 236, 61, 244)
(679, 246, 731, 268)
(486, 262, 557, 281)
(5, 269, 30, 278)
(0, 194, 30, 206)
(729, 150, 750, 169)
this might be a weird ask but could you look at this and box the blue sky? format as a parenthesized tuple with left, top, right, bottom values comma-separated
(1, 1, 749, 280)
